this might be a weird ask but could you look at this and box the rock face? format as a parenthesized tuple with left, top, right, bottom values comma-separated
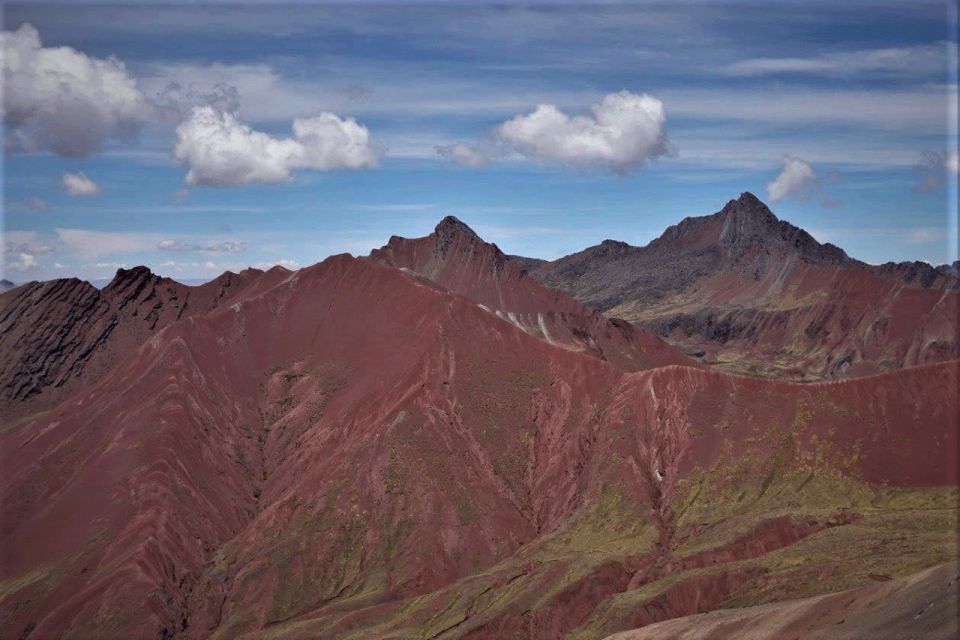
(0, 265, 288, 421)
(1, 238, 957, 639)
(525, 193, 960, 379)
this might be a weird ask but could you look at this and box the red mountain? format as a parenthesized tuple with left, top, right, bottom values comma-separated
(370, 216, 692, 372)
(525, 193, 959, 379)
(1, 222, 956, 639)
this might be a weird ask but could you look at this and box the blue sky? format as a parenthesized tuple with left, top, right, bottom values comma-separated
(2, 1, 958, 283)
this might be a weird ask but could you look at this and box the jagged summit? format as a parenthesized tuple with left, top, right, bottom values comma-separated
(722, 191, 769, 213)
(434, 215, 480, 241)
(102, 265, 166, 295)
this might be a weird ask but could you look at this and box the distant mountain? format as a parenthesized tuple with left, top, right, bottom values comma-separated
(522, 193, 959, 379)
(0, 279, 17, 293)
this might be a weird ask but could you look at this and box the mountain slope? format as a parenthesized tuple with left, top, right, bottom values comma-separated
(0, 265, 288, 422)
(525, 193, 959, 379)
(605, 560, 958, 640)
(370, 216, 692, 372)
(2, 250, 956, 640)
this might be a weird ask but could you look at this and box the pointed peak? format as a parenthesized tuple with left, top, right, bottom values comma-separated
(434, 215, 480, 241)
(721, 192, 775, 218)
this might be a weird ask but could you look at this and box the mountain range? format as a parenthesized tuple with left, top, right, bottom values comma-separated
(518, 192, 959, 379)
(1, 194, 956, 640)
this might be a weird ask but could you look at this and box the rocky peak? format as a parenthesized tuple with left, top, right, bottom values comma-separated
(104, 265, 160, 293)
(435, 215, 480, 242)
(432, 215, 501, 267)
(717, 192, 784, 246)
(597, 239, 634, 254)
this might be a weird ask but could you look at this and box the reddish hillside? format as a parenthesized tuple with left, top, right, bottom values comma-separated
(526, 193, 959, 379)
(370, 216, 691, 372)
(2, 250, 956, 639)
(0, 265, 289, 423)
(605, 560, 958, 640)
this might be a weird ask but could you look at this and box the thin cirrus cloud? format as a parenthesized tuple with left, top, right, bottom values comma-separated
(440, 90, 672, 173)
(62, 171, 101, 196)
(158, 238, 248, 253)
(55, 228, 155, 258)
(435, 142, 497, 168)
(720, 43, 947, 78)
(172, 106, 379, 187)
(1, 24, 153, 157)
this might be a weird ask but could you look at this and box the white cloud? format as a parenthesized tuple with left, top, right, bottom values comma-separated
(1, 23, 153, 157)
(721, 43, 946, 78)
(766, 156, 817, 202)
(173, 106, 379, 186)
(158, 239, 247, 253)
(5, 253, 37, 272)
(2, 230, 54, 274)
(62, 171, 101, 196)
(436, 142, 495, 167)
(56, 228, 154, 258)
(493, 90, 671, 172)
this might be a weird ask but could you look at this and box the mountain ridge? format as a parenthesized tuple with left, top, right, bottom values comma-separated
(519, 193, 959, 379)
(2, 244, 956, 639)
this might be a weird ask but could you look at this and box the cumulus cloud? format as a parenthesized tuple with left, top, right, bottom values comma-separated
(158, 238, 247, 253)
(2, 23, 153, 157)
(493, 90, 671, 172)
(436, 142, 496, 167)
(3, 230, 54, 273)
(5, 252, 37, 272)
(912, 150, 960, 192)
(173, 106, 379, 186)
(766, 156, 816, 202)
(765, 156, 838, 206)
(62, 171, 101, 196)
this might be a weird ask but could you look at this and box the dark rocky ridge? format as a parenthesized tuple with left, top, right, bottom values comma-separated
(519, 193, 959, 379)
(0, 265, 285, 421)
